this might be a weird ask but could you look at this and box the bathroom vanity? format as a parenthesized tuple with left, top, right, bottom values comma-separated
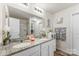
(9, 38, 56, 56)
(0, 38, 56, 56)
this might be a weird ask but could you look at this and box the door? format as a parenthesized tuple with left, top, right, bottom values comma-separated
(72, 14, 79, 55)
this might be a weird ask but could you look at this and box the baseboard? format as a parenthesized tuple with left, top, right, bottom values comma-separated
(57, 48, 72, 55)
(73, 49, 79, 55)
(57, 48, 79, 55)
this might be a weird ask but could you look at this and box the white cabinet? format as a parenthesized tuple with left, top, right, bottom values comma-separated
(49, 39, 56, 56)
(41, 40, 56, 56)
(12, 39, 56, 56)
(12, 45, 40, 56)
(51, 39, 56, 51)
(41, 41, 49, 56)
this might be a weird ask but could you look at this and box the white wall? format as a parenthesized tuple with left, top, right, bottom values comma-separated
(0, 4, 3, 45)
(52, 4, 79, 54)
(0, 4, 7, 45)
(53, 8, 72, 54)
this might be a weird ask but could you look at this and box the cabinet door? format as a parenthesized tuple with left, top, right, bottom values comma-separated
(48, 40, 54, 56)
(48, 40, 56, 56)
(41, 40, 56, 56)
(52, 39, 56, 51)
(30, 51, 40, 56)
(12, 45, 40, 56)
(41, 42, 49, 56)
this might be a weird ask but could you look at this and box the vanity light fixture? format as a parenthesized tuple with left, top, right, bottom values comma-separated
(34, 7, 43, 13)
(23, 3, 29, 6)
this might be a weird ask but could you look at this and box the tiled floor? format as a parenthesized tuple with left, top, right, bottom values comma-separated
(54, 49, 77, 56)
(54, 49, 69, 56)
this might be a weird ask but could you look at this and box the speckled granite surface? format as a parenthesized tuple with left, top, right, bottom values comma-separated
(0, 38, 52, 56)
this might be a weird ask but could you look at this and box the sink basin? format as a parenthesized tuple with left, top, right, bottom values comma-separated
(12, 43, 31, 48)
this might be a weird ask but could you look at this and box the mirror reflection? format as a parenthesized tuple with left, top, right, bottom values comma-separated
(3, 15, 44, 46)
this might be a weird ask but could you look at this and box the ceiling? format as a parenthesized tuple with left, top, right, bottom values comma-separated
(8, 3, 78, 19)
(8, 6, 30, 19)
(8, 5, 42, 19)
(31, 3, 78, 14)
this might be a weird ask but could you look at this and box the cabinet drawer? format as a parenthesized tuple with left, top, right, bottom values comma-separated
(12, 45, 40, 56)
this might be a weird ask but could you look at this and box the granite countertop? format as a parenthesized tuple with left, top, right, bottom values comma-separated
(0, 38, 52, 56)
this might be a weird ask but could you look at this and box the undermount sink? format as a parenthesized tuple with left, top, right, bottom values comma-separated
(12, 43, 31, 48)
